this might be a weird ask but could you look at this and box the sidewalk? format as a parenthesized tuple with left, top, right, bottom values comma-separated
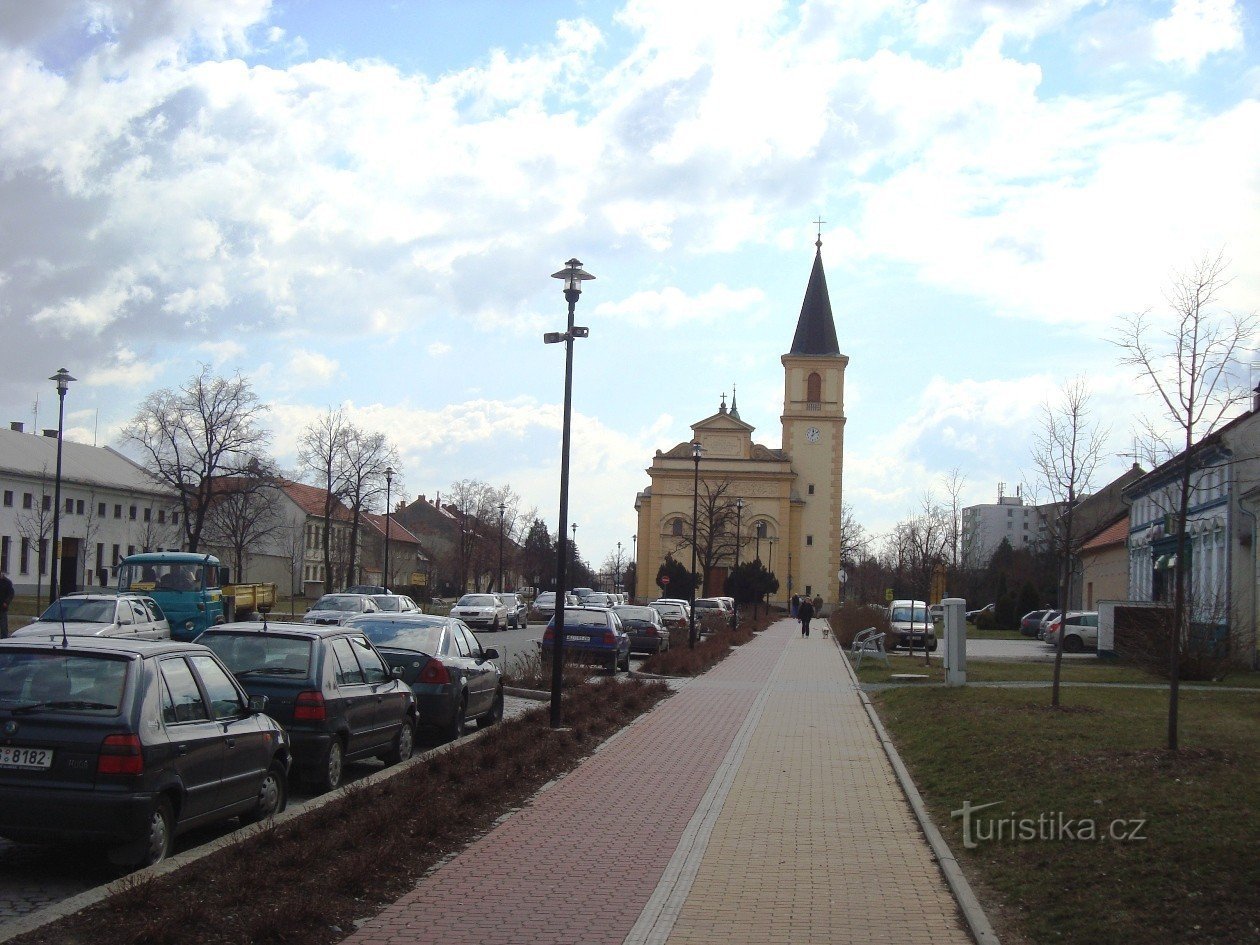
(343, 619, 973, 945)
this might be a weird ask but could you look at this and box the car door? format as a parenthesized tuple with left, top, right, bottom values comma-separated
(107, 601, 135, 638)
(187, 653, 270, 810)
(156, 656, 226, 822)
(455, 623, 494, 716)
(327, 636, 377, 758)
(347, 635, 404, 750)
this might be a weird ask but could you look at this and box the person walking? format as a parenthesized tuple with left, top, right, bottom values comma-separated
(798, 594, 814, 637)
(790, 594, 800, 618)
(0, 571, 14, 639)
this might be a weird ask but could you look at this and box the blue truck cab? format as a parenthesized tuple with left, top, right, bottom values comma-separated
(116, 552, 227, 641)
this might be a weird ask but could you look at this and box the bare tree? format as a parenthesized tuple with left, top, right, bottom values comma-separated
(1031, 378, 1108, 707)
(339, 428, 399, 587)
(15, 470, 52, 602)
(674, 479, 740, 596)
(298, 409, 352, 593)
(840, 502, 872, 564)
(122, 367, 271, 553)
(201, 466, 286, 582)
(1114, 252, 1257, 749)
(942, 467, 967, 574)
(446, 479, 495, 592)
(602, 544, 630, 591)
(283, 521, 306, 601)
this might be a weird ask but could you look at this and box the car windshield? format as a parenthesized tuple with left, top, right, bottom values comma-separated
(37, 598, 117, 624)
(891, 606, 928, 623)
(352, 619, 445, 654)
(458, 595, 497, 607)
(0, 651, 128, 712)
(200, 633, 313, 676)
(559, 609, 610, 630)
(496, 595, 517, 604)
(371, 596, 405, 612)
(536, 593, 555, 603)
(653, 603, 683, 615)
(615, 606, 657, 622)
(312, 595, 364, 612)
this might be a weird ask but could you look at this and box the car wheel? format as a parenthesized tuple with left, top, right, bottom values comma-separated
(447, 694, 467, 741)
(241, 762, 288, 825)
(520, 616, 528, 630)
(607, 652, 618, 674)
(927, 637, 939, 653)
(477, 689, 504, 728)
(1063, 634, 1084, 653)
(139, 797, 174, 868)
(311, 739, 344, 794)
(383, 719, 415, 765)
(618, 651, 630, 672)
(492, 616, 502, 632)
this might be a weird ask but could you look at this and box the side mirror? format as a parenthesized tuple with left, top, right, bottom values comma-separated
(482, 648, 499, 661)
(248, 694, 268, 714)
(392, 665, 405, 678)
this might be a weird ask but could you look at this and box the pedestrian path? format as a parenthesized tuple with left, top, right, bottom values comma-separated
(343, 619, 972, 945)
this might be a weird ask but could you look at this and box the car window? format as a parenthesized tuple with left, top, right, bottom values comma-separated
(142, 599, 165, 622)
(200, 632, 313, 677)
(189, 654, 245, 720)
(458, 625, 483, 660)
(37, 598, 116, 624)
(453, 627, 472, 657)
(349, 637, 390, 684)
(329, 637, 366, 685)
(116, 602, 133, 625)
(160, 657, 210, 723)
(352, 620, 445, 654)
(0, 651, 128, 712)
(130, 601, 149, 624)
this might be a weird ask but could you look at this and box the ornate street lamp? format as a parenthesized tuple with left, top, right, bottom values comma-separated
(734, 498, 744, 569)
(383, 466, 394, 591)
(497, 501, 506, 593)
(615, 540, 622, 593)
(48, 368, 75, 606)
(631, 533, 637, 601)
(688, 439, 702, 649)
(545, 258, 594, 728)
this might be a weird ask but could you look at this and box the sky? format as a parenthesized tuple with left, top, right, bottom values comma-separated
(1, 0, 1257, 571)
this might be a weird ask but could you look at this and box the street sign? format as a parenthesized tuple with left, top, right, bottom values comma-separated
(885, 588, 894, 602)
(661, 576, 670, 585)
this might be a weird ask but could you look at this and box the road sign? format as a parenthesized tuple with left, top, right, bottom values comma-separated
(885, 588, 894, 602)
(661, 575, 670, 585)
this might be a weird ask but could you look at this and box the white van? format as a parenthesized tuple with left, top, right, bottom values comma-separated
(888, 599, 938, 652)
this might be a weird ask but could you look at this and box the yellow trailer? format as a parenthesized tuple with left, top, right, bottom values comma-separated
(223, 583, 277, 619)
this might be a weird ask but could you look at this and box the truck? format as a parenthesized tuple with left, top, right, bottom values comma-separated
(116, 552, 277, 641)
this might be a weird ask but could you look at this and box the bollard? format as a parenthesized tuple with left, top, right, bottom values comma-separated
(943, 597, 967, 686)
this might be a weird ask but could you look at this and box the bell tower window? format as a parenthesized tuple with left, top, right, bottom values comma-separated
(806, 372, 822, 405)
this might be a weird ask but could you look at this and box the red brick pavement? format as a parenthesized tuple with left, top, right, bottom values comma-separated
(342, 623, 791, 945)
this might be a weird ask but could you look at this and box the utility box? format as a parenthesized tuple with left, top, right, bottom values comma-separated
(943, 597, 967, 686)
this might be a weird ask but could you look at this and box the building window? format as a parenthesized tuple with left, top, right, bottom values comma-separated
(38, 539, 47, 575)
(129, 506, 137, 520)
(158, 510, 166, 523)
(805, 584, 812, 596)
(65, 497, 74, 514)
(76, 499, 84, 515)
(96, 543, 104, 571)
(0, 536, 8, 573)
(143, 508, 151, 522)
(22, 493, 33, 510)
(114, 504, 122, 519)
(42, 495, 51, 512)
(112, 544, 121, 566)
(806, 372, 822, 403)
(808, 484, 815, 495)
(20, 538, 29, 574)
(755, 521, 768, 539)
(671, 519, 684, 537)
(127, 545, 135, 557)
(2, 491, 11, 507)
(172, 513, 179, 525)
(806, 535, 813, 546)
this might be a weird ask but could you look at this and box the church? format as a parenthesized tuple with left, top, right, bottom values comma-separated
(633, 238, 848, 606)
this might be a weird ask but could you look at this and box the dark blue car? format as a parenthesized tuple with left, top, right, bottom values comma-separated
(542, 607, 631, 674)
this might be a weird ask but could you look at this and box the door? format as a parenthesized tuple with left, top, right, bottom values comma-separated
(59, 539, 79, 596)
(327, 636, 376, 758)
(455, 623, 494, 716)
(348, 635, 404, 749)
(157, 657, 225, 822)
(188, 654, 269, 809)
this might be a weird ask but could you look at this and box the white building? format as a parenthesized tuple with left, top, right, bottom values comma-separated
(0, 423, 181, 597)
(961, 486, 1051, 568)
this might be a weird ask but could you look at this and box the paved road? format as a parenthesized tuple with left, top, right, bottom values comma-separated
(964, 635, 1095, 661)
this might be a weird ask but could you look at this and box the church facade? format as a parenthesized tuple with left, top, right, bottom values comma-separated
(633, 240, 848, 606)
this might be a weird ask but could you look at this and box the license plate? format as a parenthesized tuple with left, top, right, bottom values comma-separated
(563, 635, 591, 644)
(0, 746, 53, 770)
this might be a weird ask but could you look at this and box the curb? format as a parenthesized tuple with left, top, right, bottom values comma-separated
(837, 640, 1001, 945)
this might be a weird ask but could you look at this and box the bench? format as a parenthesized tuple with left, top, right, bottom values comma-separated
(851, 626, 889, 669)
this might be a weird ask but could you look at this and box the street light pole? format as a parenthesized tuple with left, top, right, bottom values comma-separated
(545, 258, 594, 729)
(631, 533, 637, 601)
(734, 498, 744, 569)
(767, 535, 776, 617)
(497, 501, 506, 593)
(616, 540, 622, 594)
(48, 368, 75, 606)
(383, 466, 393, 591)
(688, 440, 702, 649)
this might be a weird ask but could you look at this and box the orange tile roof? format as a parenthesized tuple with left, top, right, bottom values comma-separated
(1080, 516, 1128, 552)
(363, 511, 421, 546)
(278, 479, 354, 522)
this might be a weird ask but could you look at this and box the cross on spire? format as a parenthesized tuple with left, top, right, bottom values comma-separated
(813, 215, 826, 248)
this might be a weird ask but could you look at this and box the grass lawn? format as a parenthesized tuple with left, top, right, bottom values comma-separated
(872, 683, 1260, 945)
(854, 653, 1260, 688)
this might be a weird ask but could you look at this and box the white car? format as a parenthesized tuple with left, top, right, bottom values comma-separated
(451, 593, 509, 631)
(1044, 611, 1099, 652)
(370, 594, 422, 614)
(10, 593, 171, 641)
(302, 593, 381, 626)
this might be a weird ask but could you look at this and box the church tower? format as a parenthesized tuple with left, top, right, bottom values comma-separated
(781, 237, 848, 603)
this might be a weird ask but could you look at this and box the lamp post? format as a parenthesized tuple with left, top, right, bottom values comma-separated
(631, 533, 637, 601)
(545, 258, 594, 728)
(688, 440, 702, 649)
(571, 522, 578, 579)
(497, 501, 506, 593)
(383, 466, 394, 591)
(766, 535, 777, 616)
(48, 368, 75, 606)
(734, 498, 744, 569)
(616, 541, 622, 593)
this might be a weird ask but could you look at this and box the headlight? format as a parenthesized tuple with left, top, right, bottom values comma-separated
(185, 619, 195, 631)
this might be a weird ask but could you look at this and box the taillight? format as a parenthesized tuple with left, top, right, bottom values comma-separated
(543, 628, 554, 642)
(294, 691, 327, 721)
(647, 627, 658, 636)
(603, 630, 616, 645)
(98, 734, 144, 776)
(419, 659, 451, 685)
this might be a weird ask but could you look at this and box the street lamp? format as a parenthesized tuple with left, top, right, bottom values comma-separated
(546, 257, 594, 728)
(734, 498, 744, 569)
(688, 439, 702, 649)
(631, 533, 637, 601)
(766, 534, 777, 615)
(383, 466, 394, 591)
(48, 368, 75, 606)
(497, 501, 506, 593)
(616, 540, 622, 593)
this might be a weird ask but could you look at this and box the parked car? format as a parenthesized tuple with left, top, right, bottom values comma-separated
(530, 592, 576, 619)
(888, 599, 938, 651)
(612, 605, 670, 654)
(344, 585, 388, 595)
(584, 592, 614, 608)
(966, 603, 995, 622)
(1020, 609, 1054, 637)
(303, 594, 381, 626)
(348, 614, 503, 740)
(496, 593, 529, 629)
(0, 638, 290, 868)
(196, 622, 417, 792)
(371, 594, 421, 614)
(1038, 610, 1061, 640)
(1043, 611, 1099, 652)
(450, 594, 509, 631)
(650, 601, 689, 631)
(542, 607, 631, 674)
(11, 593, 170, 641)
(571, 587, 596, 600)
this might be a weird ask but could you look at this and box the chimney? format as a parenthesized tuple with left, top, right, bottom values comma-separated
(42, 429, 57, 438)
(9, 422, 22, 432)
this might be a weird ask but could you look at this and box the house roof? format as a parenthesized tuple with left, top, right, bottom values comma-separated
(1124, 408, 1259, 498)
(788, 240, 840, 357)
(276, 479, 354, 522)
(362, 510, 422, 546)
(0, 427, 169, 496)
(1080, 515, 1128, 552)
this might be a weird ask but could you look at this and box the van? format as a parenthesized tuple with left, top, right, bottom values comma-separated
(888, 599, 938, 652)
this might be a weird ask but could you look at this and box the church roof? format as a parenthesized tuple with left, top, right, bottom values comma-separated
(788, 240, 840, 356)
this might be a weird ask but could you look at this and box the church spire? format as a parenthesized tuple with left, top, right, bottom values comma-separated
(730, 384, 740, 420)
(788, 235, 840, 356)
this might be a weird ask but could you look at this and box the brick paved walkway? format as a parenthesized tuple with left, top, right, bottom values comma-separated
(343, 620, 972, 945)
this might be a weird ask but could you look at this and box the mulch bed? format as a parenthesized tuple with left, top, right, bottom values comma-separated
(12, 677, 671, 945)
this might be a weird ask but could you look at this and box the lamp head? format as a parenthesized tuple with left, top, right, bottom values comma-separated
(691, 440, 703, 460)
(736, 498, 745, 510)
(551, 258, 595, 294)
(385, 465, 394, 484)
(50, 368, 76, 394)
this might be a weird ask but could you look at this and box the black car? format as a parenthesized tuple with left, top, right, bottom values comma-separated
(496, 593, 529, 629)
(0, 638, 290, 869)
(347, 614, 504, 740)
(197, 622, 417, 793)
(611, 604, 670, 654)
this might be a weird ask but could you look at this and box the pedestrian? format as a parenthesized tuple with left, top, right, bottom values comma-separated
(790, 593, 800, 618)
(0, 570, 13, 639)
(798, 594, 814, 637)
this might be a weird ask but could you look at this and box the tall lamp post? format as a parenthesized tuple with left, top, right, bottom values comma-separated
(383, 466, 394, 591)
(545, 258, 594, 728)
(733, 498, 744, 569)
(631, 534, 637, 601)
(497, 501, 506, 593)
(615, 540, 622, 593)
(766, 535, 777, 616)
(48, 368, 75, 606)
(688, 440, 702, 649)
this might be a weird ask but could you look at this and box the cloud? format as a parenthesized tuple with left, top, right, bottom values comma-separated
(283, 349, 338, 385)
(427, 342, 452, 357)
(593, 284, 765, 328)
(1153, 0, 1243, 70)
(196, 339, 246, 366)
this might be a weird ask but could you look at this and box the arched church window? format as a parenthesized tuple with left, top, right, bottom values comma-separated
(671, 518, 684, 537)
(806, 372, 822, 403)
(755, 521, 768, 539)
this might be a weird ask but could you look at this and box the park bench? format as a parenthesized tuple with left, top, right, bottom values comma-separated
(851, 626, 888, 669)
